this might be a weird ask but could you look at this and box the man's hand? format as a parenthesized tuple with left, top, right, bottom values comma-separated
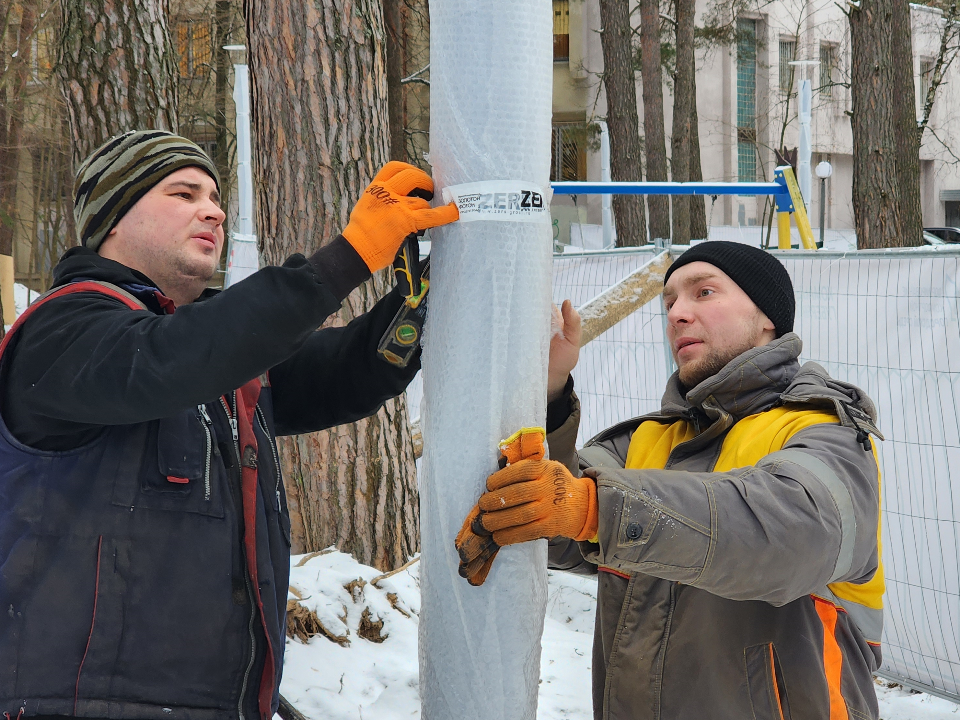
(548, 300, 581, 402)
(343, 162, 459, 273)
(478, 458, 598, 546)
(456, 427, 547, 586)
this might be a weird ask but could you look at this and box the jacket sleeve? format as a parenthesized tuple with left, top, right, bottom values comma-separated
(545, 390, 599, 575)
(581, 423, 881, 605)
(268, 285, 420, 436)
(6, 256, 345, 437)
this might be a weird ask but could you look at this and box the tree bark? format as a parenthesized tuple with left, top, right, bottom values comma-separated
(599, 0, 648, 246)
(384, 0, 406, 162)
(849, 0, 918, 248)
(57, 0, 179, 167)
(688, 81, 708, 240)
(245, 0, 419, 571)
(0, 0, 36, 257)
(670, 0, 695, 243)
(891, 0, 922, 245)
(639, 0, 670, 241)
(213, 0, 233, 242)
(0, 0, 37, 334)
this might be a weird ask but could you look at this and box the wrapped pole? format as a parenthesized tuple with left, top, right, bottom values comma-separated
(419, 3, 553, 720)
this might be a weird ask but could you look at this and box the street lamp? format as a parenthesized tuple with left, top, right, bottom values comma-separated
(788, 60, 820, 218)
(815, 160, 833, 247)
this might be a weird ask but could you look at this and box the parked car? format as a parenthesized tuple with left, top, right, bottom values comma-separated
(924, 227, 960, 243)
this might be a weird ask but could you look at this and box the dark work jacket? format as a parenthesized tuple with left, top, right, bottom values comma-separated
(0, 247, 418, 720)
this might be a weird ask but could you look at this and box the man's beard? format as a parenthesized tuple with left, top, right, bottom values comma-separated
(677, 328, 766, 390)
(678, 346, 741, 390)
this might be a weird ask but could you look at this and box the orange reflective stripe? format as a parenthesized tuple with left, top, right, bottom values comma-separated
(815, 599, 849, 720)
(598, 566, 631, 580)
(769, 643, 785, 720)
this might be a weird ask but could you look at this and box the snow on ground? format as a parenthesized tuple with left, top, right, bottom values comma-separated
(281, 549, 592, 720)
(14, 282, 39, 317)
(281, 550, 957, 720)
(6, 282, 40, 332)
(876, 680, 960, 720)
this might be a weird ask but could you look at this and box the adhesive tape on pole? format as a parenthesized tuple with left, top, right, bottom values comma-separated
(441, 181, 552, 223)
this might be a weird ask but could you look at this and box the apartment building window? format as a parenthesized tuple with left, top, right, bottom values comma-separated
(779, 38, 796, 94)
(819, 44, 835, 97)
(920, 59, 935, 108)
(176, 18, 212, 78)
(551, 123, 587, 182)
(737, 19, 758, 182)
(554, 0, 570, 61)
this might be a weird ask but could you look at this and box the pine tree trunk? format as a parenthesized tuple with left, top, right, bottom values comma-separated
(892, 0, 922, 246)
(639, 0, 670, 241)
(57, 0, 178, 167)
(213, 0, 233, 241)
(849, 0, 906, 248)
(400, 0, 430, 169)
(670, 0, 695, 244)
(0, 0, 37, 334)
(0, 0, 36, 257)
(688, 85, 708, 240)
(599, 0, 648, 246)
(245, 0, 419, 571)
(384, 0, 406, 162)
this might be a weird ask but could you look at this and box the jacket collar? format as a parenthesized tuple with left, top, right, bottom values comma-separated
(584, 332, 883, 450)
(50, 246, 217, 313)
(660, 333, 803, 423)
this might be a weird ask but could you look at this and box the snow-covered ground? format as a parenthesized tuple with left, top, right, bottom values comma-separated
(5, 282, 40, 332)
(281, 550, 958, 720)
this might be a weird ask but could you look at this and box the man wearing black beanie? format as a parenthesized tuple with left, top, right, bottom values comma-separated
(458, 241, 885, 719)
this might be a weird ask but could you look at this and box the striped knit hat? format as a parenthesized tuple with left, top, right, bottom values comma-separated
(74, 130, 221, 251)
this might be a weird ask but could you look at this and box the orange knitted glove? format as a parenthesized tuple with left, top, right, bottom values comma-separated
(455, 505, 500, 586)
(479, 458, 598, 546)
(342, 161, 459, 273)
(456, 428, 547, 586)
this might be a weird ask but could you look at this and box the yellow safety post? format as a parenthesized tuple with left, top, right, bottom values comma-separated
(779, 166, 817, 250)
(777, 212, 792, 249)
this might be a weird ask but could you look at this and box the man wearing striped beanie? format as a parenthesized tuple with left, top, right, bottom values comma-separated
(0, 130, 457, 720)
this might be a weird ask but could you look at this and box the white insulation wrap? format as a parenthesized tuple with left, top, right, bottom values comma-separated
(419, 3, 553, 719)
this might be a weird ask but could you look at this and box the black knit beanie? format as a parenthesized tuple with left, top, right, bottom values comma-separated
(74, 130, 221, 251)
(663, 241, 795, 336)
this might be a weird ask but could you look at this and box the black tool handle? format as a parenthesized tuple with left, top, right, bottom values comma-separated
(393, 186, 434, 301)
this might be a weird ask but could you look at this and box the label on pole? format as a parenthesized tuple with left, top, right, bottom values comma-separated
(441, 181, 551, 223)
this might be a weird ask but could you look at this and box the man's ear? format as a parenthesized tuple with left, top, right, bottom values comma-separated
(762, 312, 775, 333)
(97, 226, 120, 257)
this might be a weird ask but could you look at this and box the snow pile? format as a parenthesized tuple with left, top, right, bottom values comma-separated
(280, 550, 592, 720)
(281, 550, 958, 720)
(876, 680, 960, 719)
(14, 283, 39, 316)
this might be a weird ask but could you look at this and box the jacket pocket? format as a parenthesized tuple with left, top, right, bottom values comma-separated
(745, 642, 791, 720)
(112, 408, 225, 518)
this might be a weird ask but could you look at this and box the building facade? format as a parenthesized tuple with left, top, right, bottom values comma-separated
(551, 0, 960, 244)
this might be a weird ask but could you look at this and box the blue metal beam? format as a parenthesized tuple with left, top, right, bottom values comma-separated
(550, 176, 795, 213)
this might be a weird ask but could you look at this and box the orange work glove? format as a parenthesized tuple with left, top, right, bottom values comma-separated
(479, 457, 598, 547)
(455, 428, 547, 586)
(342, 161, 459, 273)
(455, 505, 500, 586)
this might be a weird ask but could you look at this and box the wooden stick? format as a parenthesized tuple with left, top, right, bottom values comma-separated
(371, 556, 421, 588)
